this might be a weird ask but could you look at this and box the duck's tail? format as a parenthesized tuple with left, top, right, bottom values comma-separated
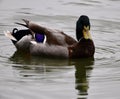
(15, 19, 30, 28)
(4, 31, 17, 41)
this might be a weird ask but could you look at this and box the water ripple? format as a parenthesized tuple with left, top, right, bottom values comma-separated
(0, 0, 120, 99)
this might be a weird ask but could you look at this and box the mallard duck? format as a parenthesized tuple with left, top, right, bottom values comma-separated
(5, 15, 95, 58)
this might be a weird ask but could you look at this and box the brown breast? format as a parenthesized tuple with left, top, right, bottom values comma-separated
(68, 39, 95, 58)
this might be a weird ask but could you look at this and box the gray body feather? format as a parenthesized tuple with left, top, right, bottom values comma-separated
(30, 43, 69, 58)
(15, 35, 32, 51)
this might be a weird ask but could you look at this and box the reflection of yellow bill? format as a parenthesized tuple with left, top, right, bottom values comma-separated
(4, 31, 17, 41)
(83, 26, 92, 40)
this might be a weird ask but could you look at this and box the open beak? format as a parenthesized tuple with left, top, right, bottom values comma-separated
(83, 26, 92, 40)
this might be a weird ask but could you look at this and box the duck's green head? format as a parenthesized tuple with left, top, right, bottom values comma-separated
(76, 15, 91, 41)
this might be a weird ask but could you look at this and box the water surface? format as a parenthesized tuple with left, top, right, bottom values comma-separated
(0, 0, 120, 99)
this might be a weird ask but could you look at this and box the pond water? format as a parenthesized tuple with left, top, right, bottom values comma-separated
(0, 0, 120, 99)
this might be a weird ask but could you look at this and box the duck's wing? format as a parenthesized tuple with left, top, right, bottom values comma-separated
(16, 19, 77, 46)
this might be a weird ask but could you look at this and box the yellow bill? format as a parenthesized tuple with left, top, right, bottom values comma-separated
(83, 26, 92, 40)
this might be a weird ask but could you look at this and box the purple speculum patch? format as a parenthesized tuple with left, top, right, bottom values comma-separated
(35, 33, 45, 43)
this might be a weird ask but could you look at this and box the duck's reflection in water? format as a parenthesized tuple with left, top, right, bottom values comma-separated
(69, 58, 94, 98)
(9, 51, 71, 76)
(10, 51, 69, 66)
(10, 51, 94, 98)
